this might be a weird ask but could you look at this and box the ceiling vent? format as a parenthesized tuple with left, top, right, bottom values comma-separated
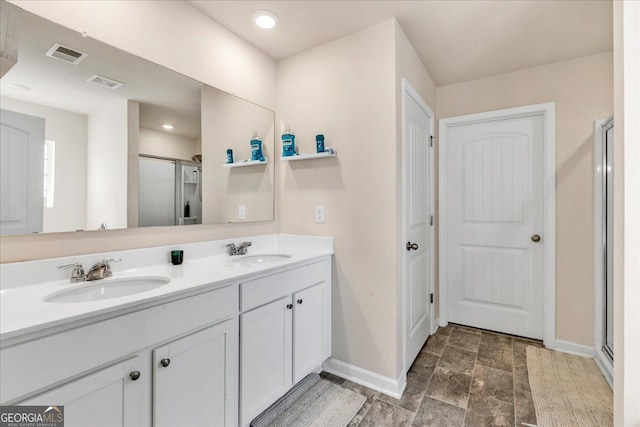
(86, 74, 124, 90)
(45, 43, 88, 65)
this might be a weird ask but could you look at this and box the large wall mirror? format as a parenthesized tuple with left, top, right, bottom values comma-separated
(0, 4, 274, 236)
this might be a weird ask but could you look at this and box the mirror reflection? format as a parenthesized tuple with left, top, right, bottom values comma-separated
(0, 6, 274, 236)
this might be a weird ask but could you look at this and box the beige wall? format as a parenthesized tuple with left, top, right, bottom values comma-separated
(0, 1, 277, 263)
(277, 19, 436, 380)
(139, 128, 198, 161)
(436, 52, 613, 347)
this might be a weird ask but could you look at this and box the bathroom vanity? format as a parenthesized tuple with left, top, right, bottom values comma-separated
(0, 234, 333, 427)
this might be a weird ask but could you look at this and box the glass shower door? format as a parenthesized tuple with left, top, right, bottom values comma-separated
(602, 118, 614, 362)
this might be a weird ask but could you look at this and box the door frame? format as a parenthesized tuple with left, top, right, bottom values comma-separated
(400, 79, 435, 374)
(438, 102, 556, 348)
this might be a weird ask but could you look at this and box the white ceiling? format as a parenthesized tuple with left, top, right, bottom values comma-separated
(1, 9, 202, 138)
(188, 0, 613, 86)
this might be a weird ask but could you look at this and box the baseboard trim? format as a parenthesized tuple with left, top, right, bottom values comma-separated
(553, 339, 595, 358)
(322, 358, 406, 399)
(593, 348, 614, 389)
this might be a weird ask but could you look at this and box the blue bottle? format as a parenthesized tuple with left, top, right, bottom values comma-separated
(281, 128, 296, 157)
(226, 149, 233, 163)
(250, 132, 264, 161)
(316, 134, 325, 153)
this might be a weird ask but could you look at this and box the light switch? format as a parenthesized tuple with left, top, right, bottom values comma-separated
(315, 205, 325, 223)
(238, 205, 246, 220)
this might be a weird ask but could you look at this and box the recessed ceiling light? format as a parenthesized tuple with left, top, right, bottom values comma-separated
(252, 10, 278, 29)
(162, 124, 174, 130)
(2, 83, 31, 92)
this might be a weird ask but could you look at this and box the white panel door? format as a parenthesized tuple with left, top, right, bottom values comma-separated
(240, 296, 292, 426)
(404, 88, 433, 368)
(446, 115, 544, 339)
(293, 282, 330, 383)
(154, 321, 235, 427)
(22, 358, 144, 427)
(0, 109, 45, 235)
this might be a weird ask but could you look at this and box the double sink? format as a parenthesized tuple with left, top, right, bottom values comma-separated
(44, 254, 292, 304)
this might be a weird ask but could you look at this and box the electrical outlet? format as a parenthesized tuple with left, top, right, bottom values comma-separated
(315, 205, 325, 223)
(238, 205, 246, 220)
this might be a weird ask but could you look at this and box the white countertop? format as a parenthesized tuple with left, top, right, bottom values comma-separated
(0, 234, 333, 345)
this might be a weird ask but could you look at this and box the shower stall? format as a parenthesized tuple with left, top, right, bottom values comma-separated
(594, 116, 614, 385)
(138, 156, 202, 227)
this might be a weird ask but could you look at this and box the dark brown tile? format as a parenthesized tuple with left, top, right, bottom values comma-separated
(435, 324, 455, 336)
(411, 397, 465, 427)
(452, 324, 483, 335)
(424, 334, 448, 355)
(379, 373, 429, 412)
(514, 380, 537, 426)
(344, 380, 380, 426)
(476, 344, 513, 372)
(465, 394, 515, 427)
(447, 330, 482, 352)
(359, 399, 414, 427)
(425, 367, 472, 409)
(320, 371, 345, 385)
(480, 332, 512, 350)
(470, 364, 514, 404)
(513, 347, 527, 369)
(437, 345, 477, 375)
(513, 339, 542, 357)
(409, 350, 440, 379)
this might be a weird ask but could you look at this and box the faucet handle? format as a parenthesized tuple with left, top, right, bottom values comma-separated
(58, 263, 86, 283)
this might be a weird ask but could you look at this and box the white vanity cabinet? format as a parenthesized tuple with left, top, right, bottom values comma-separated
(22, 357, 145, 427)
(2, 284, 238, 427)
(153, 320, 236, 427)
(240, 258, 331, 426)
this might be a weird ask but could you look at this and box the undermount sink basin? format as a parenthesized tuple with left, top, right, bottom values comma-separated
(44, 276, 171, 303)
(232, 254, 292, 264)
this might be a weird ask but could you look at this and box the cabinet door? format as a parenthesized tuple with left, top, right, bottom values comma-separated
(153, 320, 236, 427)
(21, 358, 144, 427)
(293, 282, 331, 383)
(240, 296, 292, 426)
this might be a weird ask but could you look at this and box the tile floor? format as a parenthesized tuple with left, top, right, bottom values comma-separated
(321, 323, 544, 426)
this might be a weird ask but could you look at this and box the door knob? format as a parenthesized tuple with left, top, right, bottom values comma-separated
(130, 371, 141, 381)
(297, 299, 303, 304)
(531, 234, 541, 243)
(160, 358, 171, 368)
(286, 304, 293, 310)
(406, 242, 419, 251)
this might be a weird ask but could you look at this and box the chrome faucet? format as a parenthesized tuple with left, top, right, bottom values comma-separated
(58, 258, 121, 282)
(58, 263, 86, 283)
(226, 241, 252, 256)
(86, 259, 122, 281)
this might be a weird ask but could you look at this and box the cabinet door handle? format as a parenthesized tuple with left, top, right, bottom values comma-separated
(160, 358, 171, 368)
(286, 304, 293, 310)
(130, 371, 141, 381)
(297, 299, 303, 305)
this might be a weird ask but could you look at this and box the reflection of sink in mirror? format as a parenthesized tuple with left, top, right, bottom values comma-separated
(44, 276, 171, 303)
(0, 4, 275, 237)
(233, 254, 292, 264)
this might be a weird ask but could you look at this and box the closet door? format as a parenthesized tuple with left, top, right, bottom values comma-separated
(138, 157, 175, 227)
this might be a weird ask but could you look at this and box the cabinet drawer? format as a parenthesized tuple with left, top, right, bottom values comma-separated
(1, 284, 237, 403)
(240, 259, 329, 312)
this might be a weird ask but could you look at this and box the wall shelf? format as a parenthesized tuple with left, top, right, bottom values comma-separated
(281, 151, 337, 161)
(223, 160, 267, 168)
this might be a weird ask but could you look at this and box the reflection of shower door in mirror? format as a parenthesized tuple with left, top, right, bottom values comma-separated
(139, 157, 176, 227)
(602, 119, 614, 362)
